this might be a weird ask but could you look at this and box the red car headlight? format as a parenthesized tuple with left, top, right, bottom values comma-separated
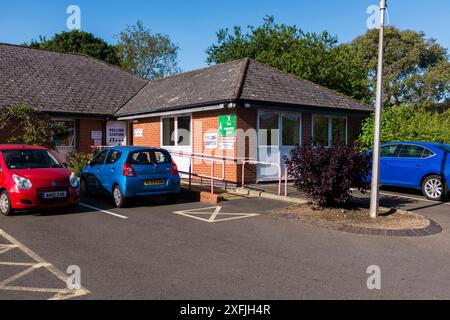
(12, 174, 32, 190)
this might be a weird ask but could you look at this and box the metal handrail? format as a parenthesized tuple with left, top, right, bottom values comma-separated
(169, 151, 227, 194)
(241, 160, 282, 196)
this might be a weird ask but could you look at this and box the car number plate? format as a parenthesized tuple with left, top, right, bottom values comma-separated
(144, 180, 165, 186)
(42, 191, 67, 199)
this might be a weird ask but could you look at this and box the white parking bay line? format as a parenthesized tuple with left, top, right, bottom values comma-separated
(79, 203, 128, 219)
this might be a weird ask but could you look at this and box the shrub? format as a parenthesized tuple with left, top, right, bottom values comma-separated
(285, 141, 371, 206)
(66, 151, 94, 177)
(359, 105, 450, 151)
(0, 103, 60, 148)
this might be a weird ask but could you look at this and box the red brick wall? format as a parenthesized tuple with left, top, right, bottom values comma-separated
(77, 119, 105, 153)
(237, 107, 257, 184)
(192, 110, 239, 183)
(128, 109, 259, 185)
(131, 117, 161, 147)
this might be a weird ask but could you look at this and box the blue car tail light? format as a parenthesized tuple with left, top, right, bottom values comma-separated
(123, 163, 136, 177)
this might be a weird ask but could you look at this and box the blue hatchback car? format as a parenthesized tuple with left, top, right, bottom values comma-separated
(369, 142, 450, 201)
(81, 147, 180, 207)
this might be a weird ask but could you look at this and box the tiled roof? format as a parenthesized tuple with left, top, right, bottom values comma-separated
(0, 44, 373, 118)
(0, 43, 148, 115)
(116, 58, 373, 116)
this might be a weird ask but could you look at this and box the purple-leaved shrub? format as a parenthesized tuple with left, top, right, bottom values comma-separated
(285, 141, 371, 206)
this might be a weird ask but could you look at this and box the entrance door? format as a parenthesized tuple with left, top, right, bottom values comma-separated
(161, 115, 192, 177)
(257, 111, 301, 181)
(280, 113, 301, 178)
(257, 112, 280, 181)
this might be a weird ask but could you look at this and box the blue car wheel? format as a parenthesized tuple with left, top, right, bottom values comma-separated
(113, 185, 127, 208)
(422, 175, 446, 201)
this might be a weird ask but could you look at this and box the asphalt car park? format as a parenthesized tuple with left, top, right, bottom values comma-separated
(0, 188, 449, 300)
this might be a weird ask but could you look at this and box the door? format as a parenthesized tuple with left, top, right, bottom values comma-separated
(379, 144, 400, 185)
(86, 149, 109, 191)
(281, 113, 301, 179)
(389, 144, 433, 187)
(102, 149, 123, 193)
(257, 111, 302, 181)
(162, 116, 192, 178)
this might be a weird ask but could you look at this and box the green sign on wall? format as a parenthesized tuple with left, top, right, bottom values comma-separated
(218, 115, 236, 137)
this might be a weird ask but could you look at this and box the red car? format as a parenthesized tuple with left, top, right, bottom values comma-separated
(0, 145, 80, 216)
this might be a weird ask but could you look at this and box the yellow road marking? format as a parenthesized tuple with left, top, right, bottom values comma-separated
(0, 228, 90, 300)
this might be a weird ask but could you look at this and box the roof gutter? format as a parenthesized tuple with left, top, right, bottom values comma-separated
(116, 103, 230, 121)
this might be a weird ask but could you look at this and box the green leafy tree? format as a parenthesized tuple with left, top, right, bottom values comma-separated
(206, 16, 371, 103)
(116, 21, 180, 80)
(28, 30, 120, 65)
(0, 104, 63, 148)
(350, 26, 450, 107)
(358, 105, 450, 151)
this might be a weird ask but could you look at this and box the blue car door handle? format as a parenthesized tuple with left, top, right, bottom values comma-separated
(416, 164, 424, 167)
(111, 167, 115, 171)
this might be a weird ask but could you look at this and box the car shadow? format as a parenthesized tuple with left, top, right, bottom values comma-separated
(21, 189, 201, 217)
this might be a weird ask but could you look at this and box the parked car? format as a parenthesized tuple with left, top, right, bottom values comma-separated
(368, 142, 450, 201)
(81, 147, 180, 208)
(0, 145, 80, 216)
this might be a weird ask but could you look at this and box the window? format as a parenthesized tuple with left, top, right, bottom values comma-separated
(2, 149, 63, 170)
(91, 150, 108, 166)
(162, 116, 191, 147)
(258, 112, 279, 146)
(105, 150, 122, 164)
(128, 150, 171, 165)
(313, 117, 329, 146)
(422, 149, 435, 158)
(153, 151, 170, 164)
(332, 118, 346, 143)
(52, 120, 75, 147)
(398, 145, 430, 158)
(177, 116, 191, 146)
(162, 118, 175, 146)
(282, 114, 300, 146)
(380, 145, 399, 157)
(312, 116, 347, 146)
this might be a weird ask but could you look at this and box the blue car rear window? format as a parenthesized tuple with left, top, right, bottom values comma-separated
(128, 150, 171, 165)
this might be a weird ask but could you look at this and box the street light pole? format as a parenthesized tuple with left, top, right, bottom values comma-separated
(369, 0, 387, 219)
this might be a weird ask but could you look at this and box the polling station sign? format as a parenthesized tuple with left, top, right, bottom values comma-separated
(107, 121, 127, 146)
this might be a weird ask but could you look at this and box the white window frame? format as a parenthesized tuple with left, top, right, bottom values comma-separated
(160, 114, 192, 148)
(256, 110, 302, 147)
(311, 114, 348, 147)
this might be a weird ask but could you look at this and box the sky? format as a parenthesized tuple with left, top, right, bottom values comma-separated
(1, 0, 449, 72)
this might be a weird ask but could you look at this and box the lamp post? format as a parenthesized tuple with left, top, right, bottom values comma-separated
(369, 0, 387, 219)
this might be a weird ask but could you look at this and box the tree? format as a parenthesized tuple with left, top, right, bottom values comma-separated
(358, 105, 450, 151)
(0, 104, 63, 148)
(206, 16, 371, 103)
(116, 21, 180, 80)
(350, 26, 450, 107)
(28, 30, 120, 65)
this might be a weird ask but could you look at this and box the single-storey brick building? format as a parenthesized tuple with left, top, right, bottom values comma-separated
(0, 43, 373, 184)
